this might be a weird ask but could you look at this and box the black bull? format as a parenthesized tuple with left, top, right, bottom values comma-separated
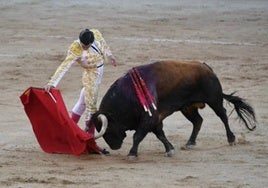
(90, 60, 256, 158)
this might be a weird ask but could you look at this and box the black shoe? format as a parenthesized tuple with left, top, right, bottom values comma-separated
(101, 148, 110, 155)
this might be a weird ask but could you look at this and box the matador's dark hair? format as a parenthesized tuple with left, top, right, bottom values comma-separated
(79, 29, 94, 45)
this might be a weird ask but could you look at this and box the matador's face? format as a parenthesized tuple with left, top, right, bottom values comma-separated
(81, 43, 92, 50)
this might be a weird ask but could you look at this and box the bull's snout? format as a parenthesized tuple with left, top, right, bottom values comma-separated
(105, 139, 122, 150)
(110, 144, 121, 150)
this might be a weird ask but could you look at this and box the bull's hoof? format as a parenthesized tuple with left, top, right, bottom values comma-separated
(181, 144, 195, 150)
(227, 134, 236, 143)
(181, 140, 196, 150)
(165, 149, 174, 157)
(127, 155, 138, 160)
(228, 135, 236, 146)
(229, 141, 236, 146)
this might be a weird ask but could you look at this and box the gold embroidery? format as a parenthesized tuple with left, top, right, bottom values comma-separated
(91, 29, 111, 57)
(47, 31, 112, 121)
(91, 29, 102, 40)
(69, 41, 82, 56)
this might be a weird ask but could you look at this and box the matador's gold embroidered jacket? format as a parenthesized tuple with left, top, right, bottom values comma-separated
(48, 29, 112, 87)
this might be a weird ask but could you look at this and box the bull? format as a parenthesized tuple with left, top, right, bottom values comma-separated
(89, 60, 256, 158)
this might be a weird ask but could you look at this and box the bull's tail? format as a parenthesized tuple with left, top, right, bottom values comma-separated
(223, 92, 256, 131)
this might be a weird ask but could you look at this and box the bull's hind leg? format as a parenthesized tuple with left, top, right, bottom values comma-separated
(153, 123, 175, 157)
(181, 106, 203, 149)
(208, 102, 236, 145)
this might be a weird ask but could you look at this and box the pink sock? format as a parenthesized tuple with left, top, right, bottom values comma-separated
(86, 121, 95, 135)
(71, 112, 81, 124)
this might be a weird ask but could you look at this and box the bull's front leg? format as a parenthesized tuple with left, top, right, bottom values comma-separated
(128, 128, 148, 159)
(153, 128, 174, 157)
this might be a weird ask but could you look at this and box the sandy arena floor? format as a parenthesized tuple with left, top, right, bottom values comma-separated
(0, 0, 267, 187)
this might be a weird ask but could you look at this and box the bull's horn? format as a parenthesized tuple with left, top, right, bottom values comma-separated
(94, 114, 108, 139)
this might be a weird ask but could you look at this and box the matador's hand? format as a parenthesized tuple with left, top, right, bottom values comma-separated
(107, 55, 117, 67)
(44, 85, 54, 92)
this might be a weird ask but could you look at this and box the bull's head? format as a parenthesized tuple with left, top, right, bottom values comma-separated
(93, 113, 127, 150)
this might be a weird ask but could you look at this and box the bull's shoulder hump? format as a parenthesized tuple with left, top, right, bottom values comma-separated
(152, 60, 215, 85)
(156, 60, 202, 66)
(153, 60, 206, 72)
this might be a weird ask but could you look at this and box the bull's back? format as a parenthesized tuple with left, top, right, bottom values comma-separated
(151, 60, 216, 98)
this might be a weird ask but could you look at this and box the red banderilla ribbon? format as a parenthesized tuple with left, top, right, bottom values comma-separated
(133, 67, 157, 110)
(130, 68, 157, 116)
(130, 70, 151, 116)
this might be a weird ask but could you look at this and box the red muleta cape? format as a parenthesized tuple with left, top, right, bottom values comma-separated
(20, 87, 100, 155)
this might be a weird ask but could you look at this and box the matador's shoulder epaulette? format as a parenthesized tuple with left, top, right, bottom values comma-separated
(69, 41, 82, 56)
(91, 29, 103, 41)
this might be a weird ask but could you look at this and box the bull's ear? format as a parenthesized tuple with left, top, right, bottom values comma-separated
(91, 112, 108, 131)
(90, 112, 101, 131)
(91, 112, 100, 120)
